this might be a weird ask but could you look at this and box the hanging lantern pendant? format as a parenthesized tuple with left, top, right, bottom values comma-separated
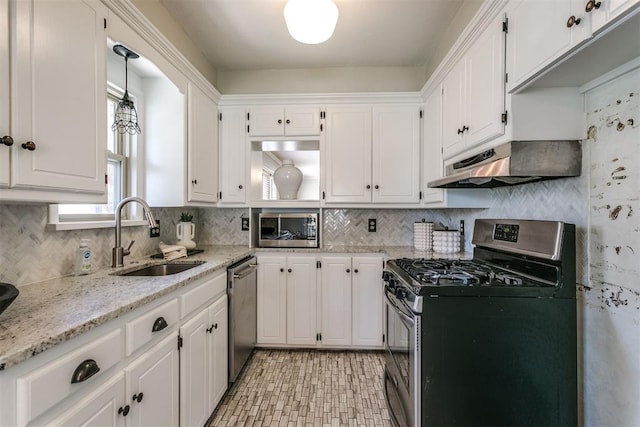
(112, 44, 141, 135)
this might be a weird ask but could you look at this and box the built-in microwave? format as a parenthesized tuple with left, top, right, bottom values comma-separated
(258, 213, 319, 248)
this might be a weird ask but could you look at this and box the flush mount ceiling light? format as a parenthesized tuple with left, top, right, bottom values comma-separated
(112, 44, 141, 135)
(284, 0, 339, 44)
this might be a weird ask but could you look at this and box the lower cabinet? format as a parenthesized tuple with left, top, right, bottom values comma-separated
(180, 294, 228, 427)
(257, 253, 384, 349)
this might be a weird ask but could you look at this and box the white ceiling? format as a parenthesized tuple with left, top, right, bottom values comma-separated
(159, 0, 467, 71)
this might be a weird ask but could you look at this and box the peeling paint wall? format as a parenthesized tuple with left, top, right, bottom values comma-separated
(583, 67, 640, 427)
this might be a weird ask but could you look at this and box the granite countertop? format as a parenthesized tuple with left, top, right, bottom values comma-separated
(0, 245, 469, 371)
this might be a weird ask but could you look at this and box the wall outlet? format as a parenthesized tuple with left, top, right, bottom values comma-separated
(149, 220, 160, 238)
(368, 218, 377, 232)
(241, 217, 250, 231)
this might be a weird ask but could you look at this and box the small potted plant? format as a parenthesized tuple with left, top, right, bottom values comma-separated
(176, 212, 196, 249)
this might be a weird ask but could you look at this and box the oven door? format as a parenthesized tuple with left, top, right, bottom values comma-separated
(384, 288, 420, 427)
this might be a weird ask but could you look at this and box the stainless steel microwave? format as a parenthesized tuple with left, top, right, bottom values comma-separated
(258, 213, 319, 248)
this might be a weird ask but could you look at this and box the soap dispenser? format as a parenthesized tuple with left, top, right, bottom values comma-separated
(76, 239, 92, 275)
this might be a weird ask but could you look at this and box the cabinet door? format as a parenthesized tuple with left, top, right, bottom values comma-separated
(219, 107, 247, 203)
(188, 83, 219, 203)
(506, 0, 588, 92)
(352, 257, 383, 347)
(0, 0, 8, 187)
(125, 334, 179, 427)
(441, 60, 466, 159)
(284, 107, 321, 136)
(257, 255, 287, 344)
(44, 374, 126, 427)
(320, 256, 352, 347)
(179, 309, 210, 427)
(324, 106, 372, 203)
(208, 295, 228, 409)
(286, 256, 318, 345)
(248, 107, 284, 136)
(422, 88, 445, 204)
(465, 15, 505, 149)
(372, 106, 421, 203)
(11, 0, 106, 193)
(591, 0, 640, 32)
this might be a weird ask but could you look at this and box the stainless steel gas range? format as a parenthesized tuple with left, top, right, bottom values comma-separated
(383, 218, 577, 427)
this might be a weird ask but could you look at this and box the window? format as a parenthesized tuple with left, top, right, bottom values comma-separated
(50, 87, 142, 228)
(262, 168, 275, 200)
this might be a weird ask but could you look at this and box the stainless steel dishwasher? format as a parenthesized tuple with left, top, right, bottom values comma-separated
(227, 256, 257, 383)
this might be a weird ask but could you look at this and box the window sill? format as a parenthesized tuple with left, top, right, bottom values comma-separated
(46, 219, 148, 231)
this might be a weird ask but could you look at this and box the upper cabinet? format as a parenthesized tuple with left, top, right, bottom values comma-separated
(0, 0, 107, 202)
(219, 107, 247, 204)
(323, 105, 421, 204)
(589, 0, 640, 32)
(442, 14, 506, 159)
(248, 106, 321, 136)
(187, 82, 219, 203)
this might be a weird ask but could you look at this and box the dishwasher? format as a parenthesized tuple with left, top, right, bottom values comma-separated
(227, 256, 257, 383)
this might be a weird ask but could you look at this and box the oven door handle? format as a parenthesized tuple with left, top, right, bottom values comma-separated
(384, 289, 415, 328)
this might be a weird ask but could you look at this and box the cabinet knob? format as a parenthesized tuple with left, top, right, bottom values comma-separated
(280, 268, 284, 272)
(286, 119, 291, 124)
(566, 15, 582, 27)
(206, 325, 214, 333)
(457, 128, 464, 135)
(118, 405, 130, 416)
(346, 268, 351, 273)
(191, 179, 198, 185)
(1, 136, 13, 146)
(462, 125, 469, 132)
(366, 184, 371, 190)
(152, 316, 168, 332)
(585, 0, 601, 12)
(132, 392, 144, 403)
(374, 185, 379, 190)
(354, 269, 359, 273)
(238, 184, 243, 189)
(21, 141, 36, 151)
(277, 119, 283, 124)
(71, 359, 100, 384)
(288, 268, 292, 273)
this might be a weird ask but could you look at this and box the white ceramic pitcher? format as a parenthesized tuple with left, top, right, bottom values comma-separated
(176, 221, 197, 249)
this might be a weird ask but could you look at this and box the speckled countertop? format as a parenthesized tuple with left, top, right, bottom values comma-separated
(0, 245, 468, 370)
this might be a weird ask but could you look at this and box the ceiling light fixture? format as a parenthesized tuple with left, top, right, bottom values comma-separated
(112, 44, 141, 135)
(284, 0, 339, 45)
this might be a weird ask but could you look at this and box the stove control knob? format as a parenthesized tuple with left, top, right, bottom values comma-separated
(395, 288, 407, 300)
(382, 271, 390, 281)
(387, 278, 398, 290)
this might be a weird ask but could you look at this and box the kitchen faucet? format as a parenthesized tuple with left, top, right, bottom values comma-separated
(112, 196, 158, 267)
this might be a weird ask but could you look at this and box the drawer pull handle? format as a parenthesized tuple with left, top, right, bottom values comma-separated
(118, 405, 130, 416)
(21, 140, 36, 151)
(207, 323, 219, 333)
(1, 136, 13, 146)
(132, 392, 144, 403)
(71, 359, 100, 384)
(152, 316, 168, 332)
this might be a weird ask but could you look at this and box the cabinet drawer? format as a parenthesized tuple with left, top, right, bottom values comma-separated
(16, 328, 122, 426)
(180, 271, 227, 318)
(126, 299, 179, 356)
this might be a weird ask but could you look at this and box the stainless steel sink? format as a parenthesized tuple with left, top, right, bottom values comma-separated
(116, 261, 205, 277)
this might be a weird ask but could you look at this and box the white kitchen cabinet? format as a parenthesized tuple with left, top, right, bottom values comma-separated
(124, 333, 179, 427)
(589, 0, 640, 32)
(187, 82, 219, 203)
(351, 256, 384, 347)
(442, 14, 506, 159)
(179, 294, 228, 426)
(219, 107, 247, 203)
(44, 374, 126, 427)
(506, 0, 589, 93)
(0, 0, 107, 201)
(372, 106, 421, 203)
(249, 106, 320, 136)
(320, 256, 352, 347)
(286, 256, 319, 346)
(257, 255, 288, 345)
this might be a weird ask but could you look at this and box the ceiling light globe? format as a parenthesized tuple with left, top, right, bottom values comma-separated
(284, 0, 339, 44)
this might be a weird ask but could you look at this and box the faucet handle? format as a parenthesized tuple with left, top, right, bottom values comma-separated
(124, 240, 135, 256)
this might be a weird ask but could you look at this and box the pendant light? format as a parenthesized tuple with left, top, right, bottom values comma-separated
(112, 44, 141, 135)
(284, 0, 339, 44)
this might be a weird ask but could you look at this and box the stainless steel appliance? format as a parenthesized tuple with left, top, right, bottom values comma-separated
(383, 219, 577, 427)
(427, 140, 581, 188)
(227, 256, 257, 383)
(258, 212, 318, 248)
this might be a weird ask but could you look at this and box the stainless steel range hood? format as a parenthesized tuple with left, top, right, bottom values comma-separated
(427, 140, 581, 189)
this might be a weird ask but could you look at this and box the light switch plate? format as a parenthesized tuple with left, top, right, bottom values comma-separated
(241, 217, 250, 231)
(368, 218, 377, 232)
(150, 220, 160, 238)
